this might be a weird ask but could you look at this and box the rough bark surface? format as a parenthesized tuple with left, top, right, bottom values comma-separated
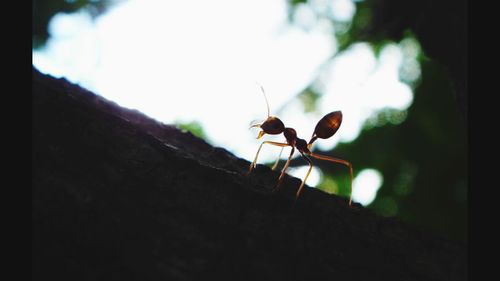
(32, 67, 467, 281)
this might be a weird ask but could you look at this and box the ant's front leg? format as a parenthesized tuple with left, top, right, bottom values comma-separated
(271, 147, 285, 171)
(247, 141, 289, 175)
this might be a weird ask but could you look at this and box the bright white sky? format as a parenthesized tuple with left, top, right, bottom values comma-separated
(33, 0, 420, 205)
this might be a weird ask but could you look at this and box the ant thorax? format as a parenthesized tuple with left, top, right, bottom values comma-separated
(283, 128, 310, 153)
(295, 138, 310, 154)
(283, 127, 297, 145)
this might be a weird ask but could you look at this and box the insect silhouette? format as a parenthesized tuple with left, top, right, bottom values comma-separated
(248, 86, 354, 205)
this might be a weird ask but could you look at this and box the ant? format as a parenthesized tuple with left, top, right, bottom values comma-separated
(248, 86, 354, 206)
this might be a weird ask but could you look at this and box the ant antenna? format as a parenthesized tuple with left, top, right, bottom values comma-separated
(255, 82, 270, 117)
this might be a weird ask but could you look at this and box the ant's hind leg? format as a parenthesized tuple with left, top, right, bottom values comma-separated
(247, 141, 289, 175)
(309, 153, 354, 205)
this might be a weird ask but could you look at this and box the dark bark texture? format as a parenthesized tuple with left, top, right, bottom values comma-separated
(33, 67, 467, 281)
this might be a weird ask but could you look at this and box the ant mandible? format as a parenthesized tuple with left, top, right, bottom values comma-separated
(248, 86, 354, 206)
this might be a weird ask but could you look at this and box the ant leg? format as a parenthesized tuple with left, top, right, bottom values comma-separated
(247, 141, 290, 175)
(274, 147, 295, 191)
(271, 147, 285, 170)
(309, 153, 354, 206)
(295, 153, 313, 199)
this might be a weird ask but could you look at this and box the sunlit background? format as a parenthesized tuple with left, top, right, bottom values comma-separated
(33, 0, 467, 241)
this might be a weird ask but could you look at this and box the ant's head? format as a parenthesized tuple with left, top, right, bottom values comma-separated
(249, 84, 285, 139)
(250, 116, 285, 139)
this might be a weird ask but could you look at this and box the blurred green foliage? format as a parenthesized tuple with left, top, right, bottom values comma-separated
(33, 0, 117, 48)
(297, 88, 321, 113)
(284, 0, 467, 241)
(175, 121, 209, 141)
(314, 60, 467, 241)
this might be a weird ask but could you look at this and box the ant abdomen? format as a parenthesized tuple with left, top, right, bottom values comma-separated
(313, 111, 342, 139)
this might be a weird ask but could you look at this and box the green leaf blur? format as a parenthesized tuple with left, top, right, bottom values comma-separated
(283, 0, 467, 241)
